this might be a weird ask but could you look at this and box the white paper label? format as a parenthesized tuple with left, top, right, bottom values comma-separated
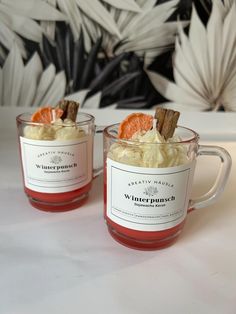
(20, 136, 93, 193)
(106, 158, 195, 231)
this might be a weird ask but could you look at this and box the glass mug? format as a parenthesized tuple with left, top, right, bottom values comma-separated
(16, 112, 102, 212)
(103, 124, 232, 250)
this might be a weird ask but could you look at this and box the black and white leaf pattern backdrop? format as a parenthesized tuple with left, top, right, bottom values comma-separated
(0, 0, 233, 111)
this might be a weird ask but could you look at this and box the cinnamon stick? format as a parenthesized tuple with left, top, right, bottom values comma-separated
(154, 108, 180, 139)
(56, 99, 69, 120)
(154, 107, 166, 133)
(66, 101, 79, 121)
(56, 100, 80, 122)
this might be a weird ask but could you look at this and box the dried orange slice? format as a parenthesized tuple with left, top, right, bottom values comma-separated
(118, 113, 153, 139)
(31, 106, 63, 123)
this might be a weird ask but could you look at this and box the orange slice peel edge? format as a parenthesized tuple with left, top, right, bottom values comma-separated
(118, 113, 153, 139)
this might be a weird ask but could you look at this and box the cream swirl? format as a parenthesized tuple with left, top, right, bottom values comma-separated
(108, 129, 189, 168)
(23, 119, 85, 140)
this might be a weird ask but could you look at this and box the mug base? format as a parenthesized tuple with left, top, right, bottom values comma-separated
(24, 182, 92, 212)
(28, 192, 89, 212)
(107, 225, 181, 250)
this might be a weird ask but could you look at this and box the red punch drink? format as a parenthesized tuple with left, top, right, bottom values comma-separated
(24, 183, 92, 212)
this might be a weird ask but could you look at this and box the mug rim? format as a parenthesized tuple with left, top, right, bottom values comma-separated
(16, 112, 95, 127)
(103, 123, 199, 144)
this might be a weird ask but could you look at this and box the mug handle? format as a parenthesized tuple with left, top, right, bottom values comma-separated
(188, 145, 232, 212)
(93, 125, 106, 178)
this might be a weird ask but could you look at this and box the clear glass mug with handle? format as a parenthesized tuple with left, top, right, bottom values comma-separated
(103, 124, 232, 250)
(16, 112, 103, 212)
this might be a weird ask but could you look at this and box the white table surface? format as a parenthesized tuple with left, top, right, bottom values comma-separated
(0, 107, 236, 314)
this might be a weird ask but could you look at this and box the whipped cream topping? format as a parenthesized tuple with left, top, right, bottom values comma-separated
(23, 119, 85, 140)
(108, 129, 189, 168)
